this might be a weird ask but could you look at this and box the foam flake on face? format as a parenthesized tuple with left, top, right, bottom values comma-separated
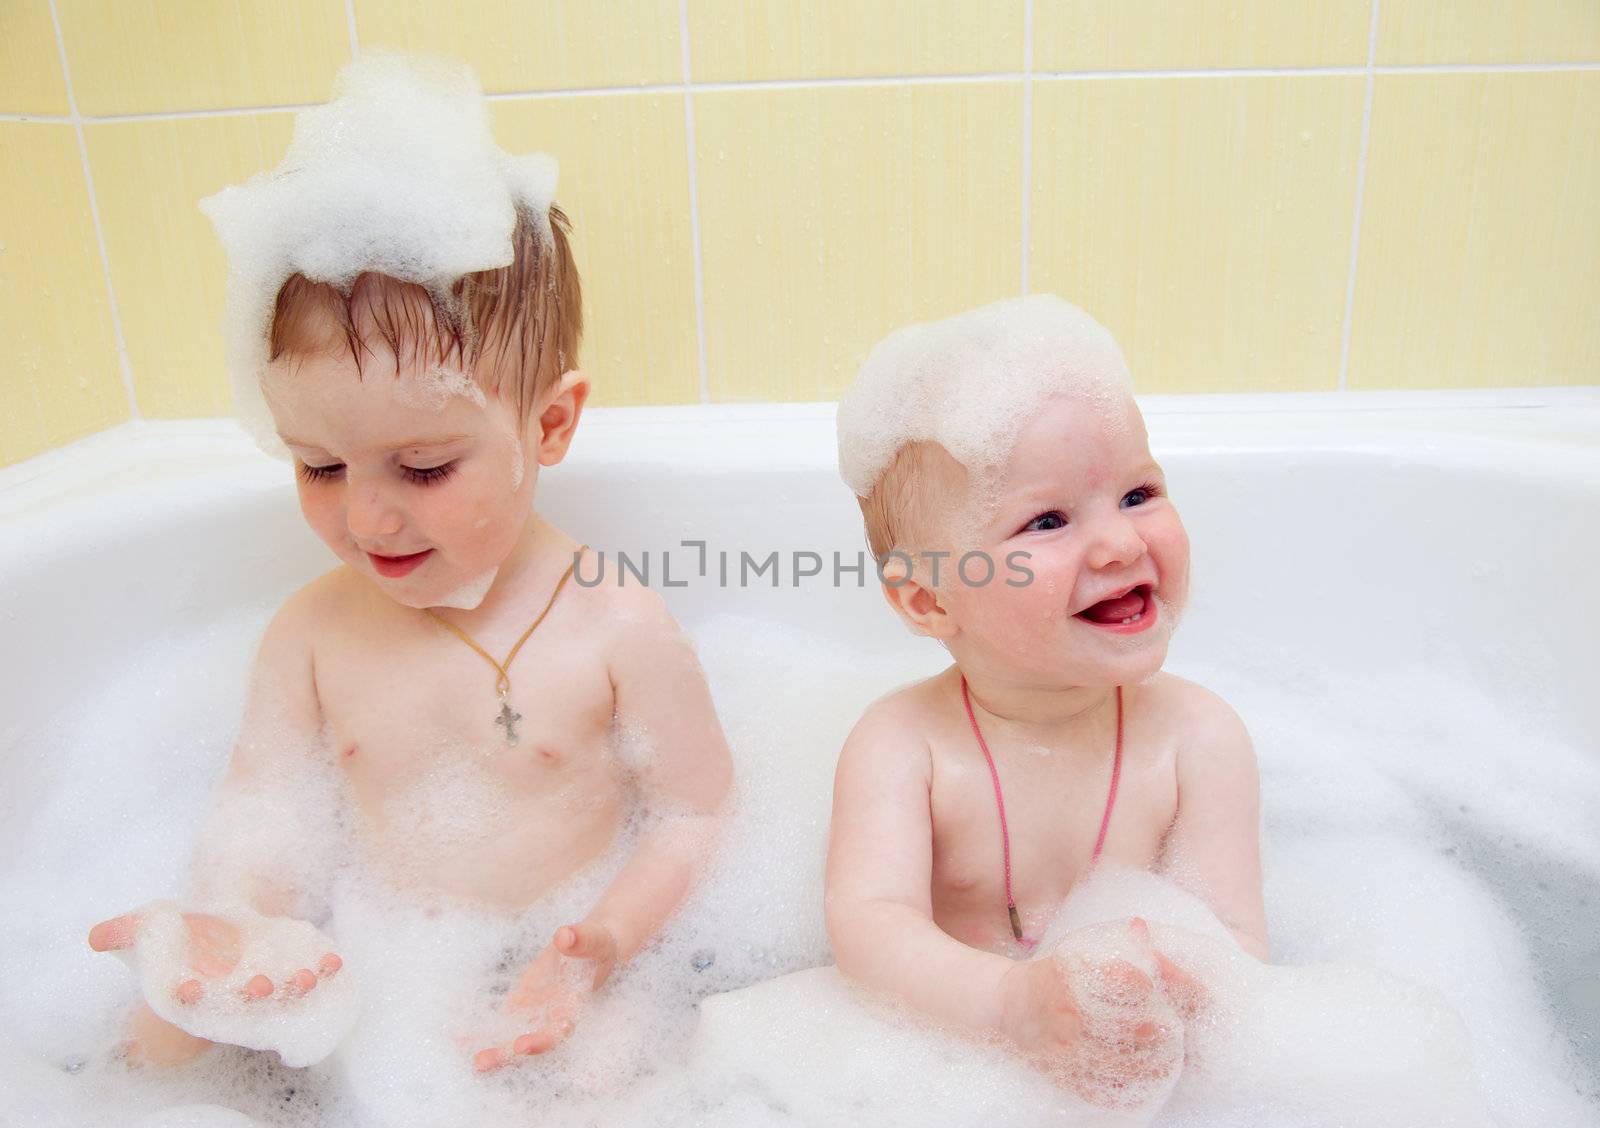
(201, 52, 559, 460)
(433, 567, 499, 611)
(837, 295, 1134, 499)
(391, 366, 489, 414)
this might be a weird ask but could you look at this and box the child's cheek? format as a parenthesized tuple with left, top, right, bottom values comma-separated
(296, 483, 346, 555)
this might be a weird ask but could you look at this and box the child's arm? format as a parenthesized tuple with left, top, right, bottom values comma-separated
(825, 705, 1019, 1032)
(828, 700, 1202, 1101)
(475, 589, 732, 1070)
(88, 586, 340, 1060)
(1156, 687, 1270, 961)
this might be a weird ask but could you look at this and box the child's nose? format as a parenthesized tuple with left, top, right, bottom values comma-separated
(1085, 511, 1146, 570)
(345, 482, 403, 539)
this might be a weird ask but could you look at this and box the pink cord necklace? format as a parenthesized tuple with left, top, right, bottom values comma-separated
(959, 676, 1124, 947)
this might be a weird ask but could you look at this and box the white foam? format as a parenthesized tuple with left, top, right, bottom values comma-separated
(3, 616, 1595, 1126)
(433, 567, 500, 610)
(201, 52, 558, 460)
(113, 903, 358, 1068)
(836, 295, 1133, 498)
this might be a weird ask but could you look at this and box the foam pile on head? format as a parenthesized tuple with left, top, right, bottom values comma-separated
(202, 51, 562, 458)
(837, 295, 1134, 555)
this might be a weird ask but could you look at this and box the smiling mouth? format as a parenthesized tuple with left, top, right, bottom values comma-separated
(366, 549, 433, 578)
(1076, 583, 1154, 627)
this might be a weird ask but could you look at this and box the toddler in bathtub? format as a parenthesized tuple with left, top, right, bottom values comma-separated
(84, 56, 732, 1074)
(825, 296, 1270, 1103)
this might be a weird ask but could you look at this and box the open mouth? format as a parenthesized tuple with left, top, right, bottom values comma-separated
(1075, 584, 1156, 632)
(366, 549, 433, 578)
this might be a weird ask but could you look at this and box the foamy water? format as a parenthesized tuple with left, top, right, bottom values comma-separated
(1, 611, 1596, 1127)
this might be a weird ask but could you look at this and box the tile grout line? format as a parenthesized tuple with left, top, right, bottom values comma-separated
(680, 0, 711, 405)
(27, 60, 1600, 125)
(1020, 0, 1034, 296)
(46, 0, 139, 422)
(343, 0, 360, 59)
(1338, 0, 1381, 395)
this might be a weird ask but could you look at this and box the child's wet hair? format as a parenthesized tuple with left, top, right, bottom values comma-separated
(268, 205, 583, 422)
(857, 441, 969, 561)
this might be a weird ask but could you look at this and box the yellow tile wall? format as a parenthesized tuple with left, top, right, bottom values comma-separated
(694, 82, 1023, 401)
(491, 96, 701, 405)
(84, 114, 297, 418)
(56, 0, 351, 116)
(1034, 0, 1371, 71)
(0, 124, 127, 466)
(4, 2, 1598, 468)
(353, 0, 682, 92)
(1379, 0, 1600, 65)
(1030, 76, 1366, 393)
(1348, 72, 1600, 389)
(689, 0, 1023, 82)
(1, 1, 70, 116)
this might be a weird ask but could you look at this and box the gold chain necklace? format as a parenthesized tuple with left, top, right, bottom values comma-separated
(423, 547, 586, 745)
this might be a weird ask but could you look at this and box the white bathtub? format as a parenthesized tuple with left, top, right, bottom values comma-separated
(2, 390, 1598, 1123)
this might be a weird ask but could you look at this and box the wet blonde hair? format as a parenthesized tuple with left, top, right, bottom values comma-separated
(267, 205, 582, 421)
(857, 440, 970, 562)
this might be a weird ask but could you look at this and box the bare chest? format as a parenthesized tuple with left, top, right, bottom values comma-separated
(926, 720, 1180, 952)
(311, 612, 619, 805)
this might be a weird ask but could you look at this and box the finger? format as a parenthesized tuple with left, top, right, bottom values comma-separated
(88, 914, 141, 952)
(556, 922, 614, 961)
(283, 969, 318, 997)
(318, 952, 343, 978)
(1084, 958, 1154, 1006)
(243, 975, 274, 1000)
(1128, 916, 1151, 945)
(473, 1047, 506, 1073)
(513, 1028, 562, 1056)
(175, 979, 204, 1005)
(1154, 951, 1210, 1020)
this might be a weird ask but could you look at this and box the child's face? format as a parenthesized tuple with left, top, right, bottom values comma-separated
(932, 391, 1189, 688)
(263, 350, 547, 610)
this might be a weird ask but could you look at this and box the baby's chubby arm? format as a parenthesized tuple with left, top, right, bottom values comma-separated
(475, 586, 732, 1069)
(825, 704, 1020, 1032)
(1156, 684, 1270, 961)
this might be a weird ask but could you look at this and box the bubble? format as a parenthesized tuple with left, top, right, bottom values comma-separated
(201, 52, 558, 461)
(837, 295, 1134, 499)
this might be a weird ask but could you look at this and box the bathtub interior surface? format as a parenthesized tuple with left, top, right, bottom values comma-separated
(2, 397, 1598, 1119)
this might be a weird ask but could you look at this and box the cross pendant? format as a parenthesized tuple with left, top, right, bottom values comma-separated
(494, 699, 522, 745)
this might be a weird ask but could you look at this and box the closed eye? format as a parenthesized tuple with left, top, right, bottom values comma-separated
(403, 462, 457, 486)
(297, 461, 344, 484)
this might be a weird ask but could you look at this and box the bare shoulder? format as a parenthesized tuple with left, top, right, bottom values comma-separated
(566, 553, 681, 637)
(836, 676, 943, 785)
(258, 568, 351, 654)
(1143, 672, 1257, 775)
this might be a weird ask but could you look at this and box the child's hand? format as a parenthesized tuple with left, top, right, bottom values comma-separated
(88, 909, 343, 1066)
(89, 910, 343, 1005)
(999, 917, 1205, 1107)
(472, 920, 618, 1072)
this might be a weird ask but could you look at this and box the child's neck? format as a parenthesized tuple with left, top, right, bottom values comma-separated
(437, 512, 578, 625)
(955, 666, 1119, 741)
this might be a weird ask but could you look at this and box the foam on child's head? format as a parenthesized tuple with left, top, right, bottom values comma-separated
(201, 51, 562, 459)
(837, 295, 1134, 500)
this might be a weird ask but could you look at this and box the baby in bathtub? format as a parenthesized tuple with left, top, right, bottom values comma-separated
(825, 296, 1269, 1102)
(85, 56, 732, 1074)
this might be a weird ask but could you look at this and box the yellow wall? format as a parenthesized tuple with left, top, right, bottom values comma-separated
(3, 0, 1597, 466)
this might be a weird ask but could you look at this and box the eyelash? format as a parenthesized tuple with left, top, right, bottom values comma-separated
(1021, 481, 1163, 533)
(296, 462, 458, 487)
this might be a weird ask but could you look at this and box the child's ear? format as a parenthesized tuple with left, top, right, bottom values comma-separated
(533, 369, 590, 466)
(878, 556, 956, 640)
